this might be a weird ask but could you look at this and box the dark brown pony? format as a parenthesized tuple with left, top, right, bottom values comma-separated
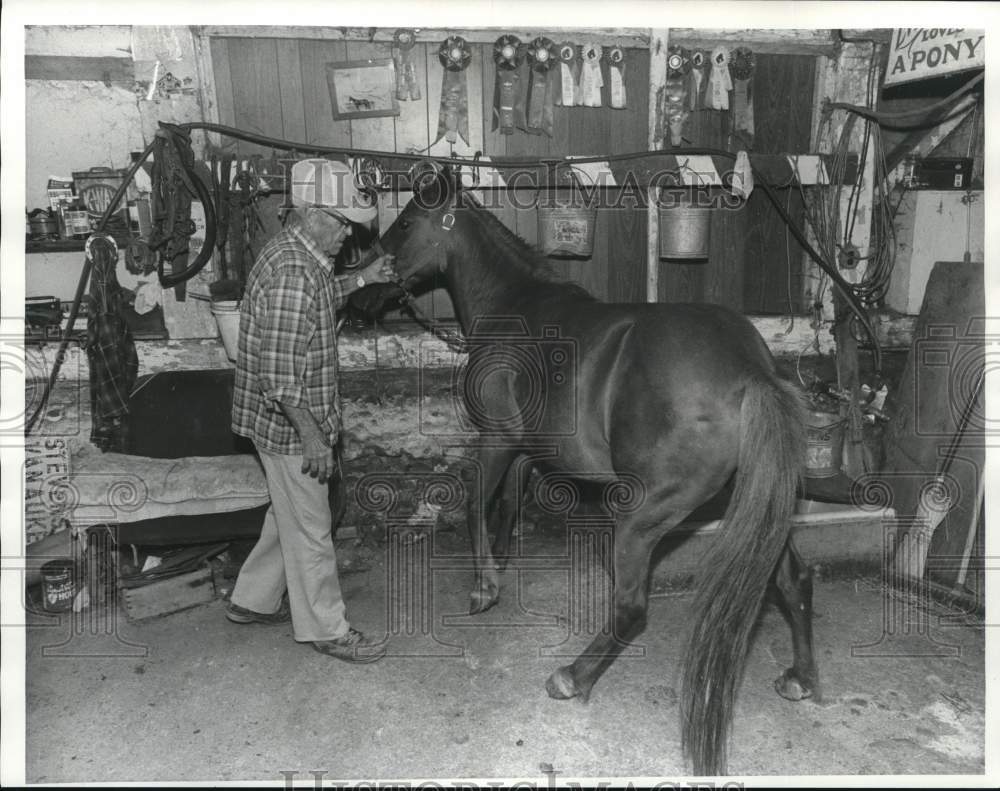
(375, 172, 818, 775)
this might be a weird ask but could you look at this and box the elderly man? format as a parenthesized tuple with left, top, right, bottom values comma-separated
(227, 158, 396, 663)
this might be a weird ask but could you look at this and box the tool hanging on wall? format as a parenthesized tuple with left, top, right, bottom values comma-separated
(147, 124, 217, 297)
(707, 46, 733, 110)
(492, 35, 524, 135)
(211, 153, 233, 283)
(392, 29, 422, 101)
(231, 161, 266, 289)
(523, 37, 558, 137)
(606, 46, 627, 109)
(556, 42, 582, 107)
(730, 46, 756, 141)
(435, 36, 472, 147)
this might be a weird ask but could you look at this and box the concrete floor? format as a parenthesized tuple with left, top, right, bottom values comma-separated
(24, 529, 986, 784)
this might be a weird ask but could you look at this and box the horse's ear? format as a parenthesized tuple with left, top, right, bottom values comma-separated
(409, 161, 440, 204)
(410, 160, 456, 213)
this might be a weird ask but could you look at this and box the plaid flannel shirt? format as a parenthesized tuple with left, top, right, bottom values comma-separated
(231, 222, 355, 455)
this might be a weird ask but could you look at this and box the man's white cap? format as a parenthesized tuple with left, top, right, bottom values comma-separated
(290, 158, 378, 223)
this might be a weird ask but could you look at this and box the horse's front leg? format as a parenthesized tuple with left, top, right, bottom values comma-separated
(490, 455, 533, 571)
(468, 445, 520, 614)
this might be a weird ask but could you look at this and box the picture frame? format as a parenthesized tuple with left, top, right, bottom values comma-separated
(326, 59, 400, 120)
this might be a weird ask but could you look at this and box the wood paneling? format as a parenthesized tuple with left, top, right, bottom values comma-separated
(298, 39, 351, 149)
(209, 39, 237, 152)
(227, 38, 283, 157)
(275, 39, 307, 144)
(742, 54, 816, 314)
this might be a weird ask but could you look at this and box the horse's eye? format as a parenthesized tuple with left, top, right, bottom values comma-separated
(399, 219, 411, 230)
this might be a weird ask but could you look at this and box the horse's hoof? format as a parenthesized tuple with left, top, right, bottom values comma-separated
(774, 668, 816, 702)
(469, 585, 499, 615)
(545, 667, 579, 700)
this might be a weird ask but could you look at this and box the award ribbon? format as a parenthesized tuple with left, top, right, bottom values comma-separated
(607, 47, 627, 109)
(663, 46, 690, 145)
(392, 29, 421, 101)
(557, 42, 580, 106)
(708, 46, 732, 110)
(436, 36, 472, 147)
(689, 51, 706, 111)
(730, 47, 755, 138)
(492, 35, 523, 135)
(525, 37, 558, 136)
(580, 43, 604, 107)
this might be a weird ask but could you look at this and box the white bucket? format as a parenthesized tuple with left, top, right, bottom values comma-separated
(211, 301, 241, 362)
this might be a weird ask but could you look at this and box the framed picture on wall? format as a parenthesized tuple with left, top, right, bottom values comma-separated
(326, 59, 400, 120)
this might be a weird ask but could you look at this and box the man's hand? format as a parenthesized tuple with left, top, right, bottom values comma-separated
(300, 433, 335, 484)
(357, 254, 397, 286)
(278, 402, 336, 484)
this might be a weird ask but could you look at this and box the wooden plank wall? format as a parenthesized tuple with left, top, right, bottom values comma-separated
(210, 37, 814, 316)
(742, 54, 816, 315)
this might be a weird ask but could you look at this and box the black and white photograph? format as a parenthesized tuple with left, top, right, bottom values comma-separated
(2, 1, 997, 787)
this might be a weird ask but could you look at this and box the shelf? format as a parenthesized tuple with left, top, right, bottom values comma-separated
(26, 239, 88, 254)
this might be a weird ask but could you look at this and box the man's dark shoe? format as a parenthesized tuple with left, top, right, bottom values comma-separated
(225, 601, 291, 625)
(312, 628, 386, 663)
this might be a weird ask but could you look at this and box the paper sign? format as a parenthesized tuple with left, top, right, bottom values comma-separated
(676, 155, 721, 187)
(567, 159, 617, 187)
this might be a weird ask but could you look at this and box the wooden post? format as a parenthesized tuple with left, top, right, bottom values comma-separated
(647, 29, 669, 303)
(191, 29, 224, 154)
(810, 41, 885, 478)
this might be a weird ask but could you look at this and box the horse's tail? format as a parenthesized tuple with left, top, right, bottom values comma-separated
(680, 374, 806, 776)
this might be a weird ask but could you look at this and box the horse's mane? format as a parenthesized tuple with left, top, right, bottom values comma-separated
(458, 193, 598, 303)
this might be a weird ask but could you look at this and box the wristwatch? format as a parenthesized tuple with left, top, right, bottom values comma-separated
(355, 274, 366, 289)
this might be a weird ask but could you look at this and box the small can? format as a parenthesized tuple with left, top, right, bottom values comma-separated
(60, 205, 92, 239)
(40, 559, 77, 612)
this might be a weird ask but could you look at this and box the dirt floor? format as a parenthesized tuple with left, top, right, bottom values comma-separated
(23, 526, 987, 784)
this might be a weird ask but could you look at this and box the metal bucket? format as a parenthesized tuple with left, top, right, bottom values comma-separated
(538, 206, 597, 259)
(658, 205, 712, 260)
(804, 410, 846, 478)
(210, 301, 241, 362)
(40, 559, 77, 612)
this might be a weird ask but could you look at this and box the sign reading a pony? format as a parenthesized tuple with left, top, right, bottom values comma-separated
(884, 28, 985, 87)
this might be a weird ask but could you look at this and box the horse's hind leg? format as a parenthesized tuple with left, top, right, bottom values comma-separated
(546, 508, 690, 702)
(772, 535, 820, 701)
